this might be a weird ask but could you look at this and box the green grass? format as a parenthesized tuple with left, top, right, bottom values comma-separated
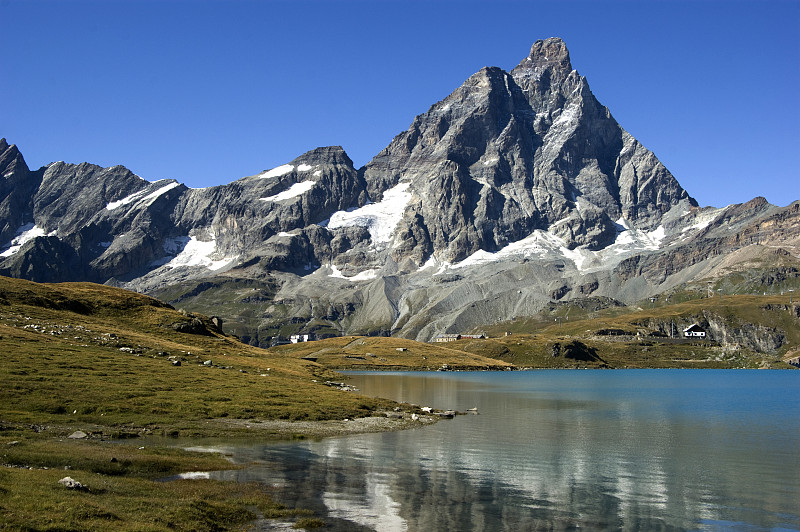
(0, 276, 401, 434)
(0, 462, 310, 531)
(0, 275, 410, 530)
(0, 428, 320, 531)
(150, 276, 284, 345)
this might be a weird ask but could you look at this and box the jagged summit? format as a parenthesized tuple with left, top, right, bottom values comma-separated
(520, 37, 573, 74)
(0, 138, 29, 176)
(361, 37, 695, 263)
(290, 146, 353, 167)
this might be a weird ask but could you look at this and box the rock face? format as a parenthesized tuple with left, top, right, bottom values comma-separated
(1, 38, 798, 344)
(362, 38, 695, 264)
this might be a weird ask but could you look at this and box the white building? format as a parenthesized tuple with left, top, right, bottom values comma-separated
(683, 324, 707, 338)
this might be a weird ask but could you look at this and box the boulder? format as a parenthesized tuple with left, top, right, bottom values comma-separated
(58, 476, 87, 490)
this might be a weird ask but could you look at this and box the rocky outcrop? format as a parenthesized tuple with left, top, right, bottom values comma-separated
(0, 142, 368, 287)
(614, 200, 800, 286)
(702, 313, 786, 354)
(174, 146, 367, 253)
(551, 340, 606, 364)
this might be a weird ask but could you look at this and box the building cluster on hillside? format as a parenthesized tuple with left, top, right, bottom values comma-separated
(433, 333, 486, 343)
(433, 325, 709, 343)
(271, 333, 316, 346)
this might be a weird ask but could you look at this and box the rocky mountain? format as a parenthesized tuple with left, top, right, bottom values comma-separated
(362, 38, 694, 264)
(2, 38, 798, 345)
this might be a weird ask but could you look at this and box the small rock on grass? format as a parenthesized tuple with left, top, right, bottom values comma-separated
(58, 477, 87, 491)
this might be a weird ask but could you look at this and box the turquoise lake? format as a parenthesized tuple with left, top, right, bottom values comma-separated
(206, 370, 800, 531)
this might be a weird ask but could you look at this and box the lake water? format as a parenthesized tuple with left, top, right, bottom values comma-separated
(202, 370, 800, 531)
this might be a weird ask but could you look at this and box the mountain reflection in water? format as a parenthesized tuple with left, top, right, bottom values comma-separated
(203, 370, 800, 531)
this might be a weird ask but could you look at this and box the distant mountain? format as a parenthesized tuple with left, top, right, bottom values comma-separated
(2, 38, 798, 344)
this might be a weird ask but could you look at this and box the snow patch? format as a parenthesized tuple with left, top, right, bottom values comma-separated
(297, 163, 314, 172)
(647, 225, 666, 245)
(313, 170, 322, 177)
(106, 181, 179, 211)
(259, 164, 294, 179)
(157, 235, 236, 271)
(0, 223, 47, 257)
(260, 180, 316, 202)
(139, 182, 180, 205)
(445, 219, 669, 274)
(612, 218, 665, 252)
(681, 208, 724, 235)
(277, 232, 294, 238)
(106, 190, 147, 210)
(451, 230, 572, 270)
(328, 264, 379, 281)
(327, 182, 412, 244)
(552, 102, 580, 128)
(418, 255, 439, 272)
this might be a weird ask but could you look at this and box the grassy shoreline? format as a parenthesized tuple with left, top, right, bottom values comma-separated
(2, 277, 796, 529)
(0, 276, 453, 530)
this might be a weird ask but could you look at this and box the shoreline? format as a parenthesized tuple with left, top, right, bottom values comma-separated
(203, 412, 440, 439)
(2, 410, 440, 443)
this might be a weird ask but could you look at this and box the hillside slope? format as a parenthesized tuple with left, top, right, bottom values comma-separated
(0, 276, 399, 435)
(458, 293, 800, 369)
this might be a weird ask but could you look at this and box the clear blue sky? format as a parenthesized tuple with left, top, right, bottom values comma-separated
(2, 0, 798, 208)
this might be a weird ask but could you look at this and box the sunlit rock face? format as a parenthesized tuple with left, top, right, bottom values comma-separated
(362, 37, 695, 262)
(1, 38, 797, 344)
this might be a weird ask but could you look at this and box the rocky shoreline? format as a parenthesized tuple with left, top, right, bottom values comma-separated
(210, 412, 439, 439)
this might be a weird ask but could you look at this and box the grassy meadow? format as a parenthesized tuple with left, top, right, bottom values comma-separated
(0, 276, 419, 530)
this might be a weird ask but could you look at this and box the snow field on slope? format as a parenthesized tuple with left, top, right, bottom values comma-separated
(260, 180, 316, 202)
(105, 181, 180, 211)
(0, 223, 47, 257)
(441, 220, 668, 273)
(328, 264, 380, 282)
(326, 182, 412, 244)
(258, 162, 318, 179)
(155, 235, 237, 271)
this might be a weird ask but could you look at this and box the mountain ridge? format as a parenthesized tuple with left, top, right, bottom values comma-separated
(1, 37, 798, 344)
